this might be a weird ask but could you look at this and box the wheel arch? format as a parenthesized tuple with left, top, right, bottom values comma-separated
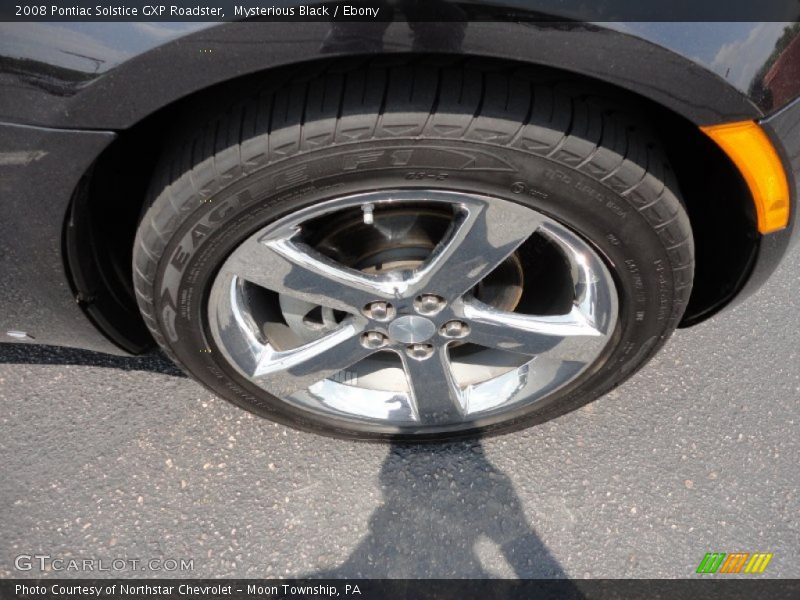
(15, 21, 762, 130)
(65, 53, 759, 353)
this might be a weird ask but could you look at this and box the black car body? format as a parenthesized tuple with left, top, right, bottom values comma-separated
(2, 16, 798, 355)
(1, 7, 799, 439)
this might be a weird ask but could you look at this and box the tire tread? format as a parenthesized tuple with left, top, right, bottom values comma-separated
(133, 58, 695, 431)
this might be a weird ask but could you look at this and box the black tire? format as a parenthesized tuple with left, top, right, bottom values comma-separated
(133, 58, 694, 441)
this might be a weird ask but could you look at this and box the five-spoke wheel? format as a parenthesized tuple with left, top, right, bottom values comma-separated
(134, 62, 693, 439)
(207, 190, 617, 432)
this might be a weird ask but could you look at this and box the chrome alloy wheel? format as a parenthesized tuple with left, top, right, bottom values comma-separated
(207, 190, 618, 434)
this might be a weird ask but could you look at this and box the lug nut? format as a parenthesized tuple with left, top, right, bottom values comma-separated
(363, 301, 394, 321)
(441, 320, 470, 339)
(361, 331, 388, 349)
(406, 343, 434, 361)
(414, 294, 445, 315)
(362, 202, 375, 225)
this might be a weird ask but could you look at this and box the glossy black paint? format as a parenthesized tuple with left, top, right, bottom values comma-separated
(737, 96, 800, 308)
(0, 16, 798, 354)
(0, 122, 123, 354)
(4, 21, 800, 129)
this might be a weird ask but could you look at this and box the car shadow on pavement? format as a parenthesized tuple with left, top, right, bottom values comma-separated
(310, 441, 585, 589)
(0, 343, 185, 377)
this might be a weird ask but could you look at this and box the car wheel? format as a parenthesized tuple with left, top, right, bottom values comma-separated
(133, 60, 694, 440)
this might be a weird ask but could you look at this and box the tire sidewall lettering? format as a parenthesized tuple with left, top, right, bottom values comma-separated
(151, 138, 679, 436)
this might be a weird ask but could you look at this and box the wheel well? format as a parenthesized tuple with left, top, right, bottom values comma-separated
(66, 54, 758, 353)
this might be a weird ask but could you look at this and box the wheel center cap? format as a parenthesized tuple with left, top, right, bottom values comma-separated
(388, 315, 436, 344)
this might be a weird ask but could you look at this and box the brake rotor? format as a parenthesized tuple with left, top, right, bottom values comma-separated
(277, 206, 524, 345)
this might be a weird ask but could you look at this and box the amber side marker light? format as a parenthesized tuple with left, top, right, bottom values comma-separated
(700, 121, 790, 234)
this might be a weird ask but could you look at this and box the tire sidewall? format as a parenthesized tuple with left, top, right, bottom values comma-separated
(146, 138, 680, 440)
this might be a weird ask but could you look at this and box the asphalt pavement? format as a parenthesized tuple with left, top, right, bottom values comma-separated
(1, 242, 798, 579)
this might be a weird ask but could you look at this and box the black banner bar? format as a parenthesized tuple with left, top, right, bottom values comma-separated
(2, 580, 800, 600)
(2, 0, 800, 23)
